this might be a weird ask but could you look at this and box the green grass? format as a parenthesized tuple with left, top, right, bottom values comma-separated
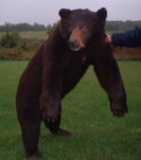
(19, 31, 48, 40)
(0, 31, 48, 40)
(0, 61, 141, 160)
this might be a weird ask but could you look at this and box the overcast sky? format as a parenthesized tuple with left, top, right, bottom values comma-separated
(0, 0, 141, 25)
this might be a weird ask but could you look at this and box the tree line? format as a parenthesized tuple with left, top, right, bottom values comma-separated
(0, 20, 141, 33)
(106, 20, 141, 31)
(0, 22, 46, 32)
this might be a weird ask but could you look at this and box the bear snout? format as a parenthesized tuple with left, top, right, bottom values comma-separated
(68, 38, 85, 51)
(68, 38, 79, 51)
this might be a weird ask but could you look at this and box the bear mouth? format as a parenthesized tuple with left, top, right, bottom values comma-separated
(69, 46, 82, 51)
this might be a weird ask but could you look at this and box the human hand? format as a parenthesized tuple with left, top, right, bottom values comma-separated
(105, 33, 112, 43)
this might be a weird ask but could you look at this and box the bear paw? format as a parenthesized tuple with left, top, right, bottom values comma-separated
(26, 151, 42, 159)
(42, 106, 60, 122)
(110, 103, 128, 117)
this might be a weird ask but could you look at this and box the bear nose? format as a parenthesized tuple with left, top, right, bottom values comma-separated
(68, 38, 78, 49)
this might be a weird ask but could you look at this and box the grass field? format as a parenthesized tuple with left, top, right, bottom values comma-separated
(0, 31, 48, 40)
(19, 31, 48, 40)
(0, 60, 141, 160)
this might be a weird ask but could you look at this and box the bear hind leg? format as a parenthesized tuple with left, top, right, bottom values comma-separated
(18, 112, 42, 158)
(22, 122, 41, 158)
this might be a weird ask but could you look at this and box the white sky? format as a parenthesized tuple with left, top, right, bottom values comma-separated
(0, 0, 141, 25)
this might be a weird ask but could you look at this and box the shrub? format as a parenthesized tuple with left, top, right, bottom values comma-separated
(0, 31, 21, 48)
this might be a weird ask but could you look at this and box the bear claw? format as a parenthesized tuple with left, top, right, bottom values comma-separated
(52, 128, 71, 137)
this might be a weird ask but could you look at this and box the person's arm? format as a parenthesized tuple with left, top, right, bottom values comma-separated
(111, 26, 141, 47)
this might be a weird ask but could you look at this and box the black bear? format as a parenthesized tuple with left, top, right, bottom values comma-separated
(16, 8, 128, 158)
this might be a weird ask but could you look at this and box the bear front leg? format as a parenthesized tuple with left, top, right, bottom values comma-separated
(44, 104, 71, 136)
(40, 59, 63, 122)
(93, 54, 128, 117)
(40, 92, 61, 122)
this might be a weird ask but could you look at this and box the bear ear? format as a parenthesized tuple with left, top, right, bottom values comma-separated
(96, 7, 107, 21)
(59, 8, 71, 19)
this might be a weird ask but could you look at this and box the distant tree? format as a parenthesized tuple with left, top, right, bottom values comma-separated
(46, 24, 52, 35)
(46, 22, 58, 35)
(0, 22, 46, 32)
(106, 20, 141, 31)
(0, 21, 141, 32)
(33, 23, 46, 31)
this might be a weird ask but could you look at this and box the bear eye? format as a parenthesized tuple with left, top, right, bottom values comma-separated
(68, 27, 73, 32)
(81, 26, 88, 32)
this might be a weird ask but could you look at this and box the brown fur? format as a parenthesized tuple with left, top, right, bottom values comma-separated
(69, 27, 85, 49)
(16, 8, 127, 158)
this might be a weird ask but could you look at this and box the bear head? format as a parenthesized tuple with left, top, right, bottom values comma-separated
(59, 8, 107, 51)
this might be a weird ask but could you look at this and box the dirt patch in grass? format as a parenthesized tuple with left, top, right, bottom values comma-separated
(114, 47, 141, 60)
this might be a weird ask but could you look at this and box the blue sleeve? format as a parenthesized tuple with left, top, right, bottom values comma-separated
(112, 26, 141, 47)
